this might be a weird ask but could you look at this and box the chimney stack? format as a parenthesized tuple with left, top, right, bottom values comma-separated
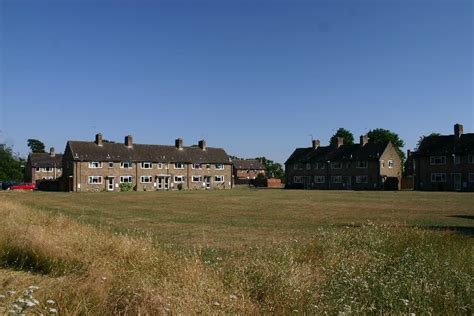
(337, 137, 344, 148)
(175, 138, 183, 150)
(125, 135, 133, 148)
(454, 123, 463, 138)
(360, 135, 369, 146)
(50, 147, 55, 157)
(198, 140, 207, 150)
(312, 139, 320, 150)
(95, 133, 103, 146)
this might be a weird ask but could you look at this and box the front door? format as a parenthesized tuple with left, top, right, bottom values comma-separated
(157, 176, 170, 190)
(344, 176, 351, 190)
(107, 177, 115, 191)
(453, 173, 462, 191)
(204, 176, 211, 189)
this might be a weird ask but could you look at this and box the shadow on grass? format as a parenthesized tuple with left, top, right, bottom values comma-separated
(448, 215, 474, 220)
(332, 223, 474, 237)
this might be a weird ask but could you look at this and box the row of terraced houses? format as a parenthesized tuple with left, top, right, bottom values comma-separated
(25, 123, 473, 192)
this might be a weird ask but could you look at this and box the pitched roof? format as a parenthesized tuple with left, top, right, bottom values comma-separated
(232, 159, 265, 170)
(416, 133, 474, 156)
(285, 142, 389, 164)
(67, 141, 231, 164)
(28, 153, 63, 167)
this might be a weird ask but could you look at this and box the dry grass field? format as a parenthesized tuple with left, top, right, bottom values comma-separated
(0, 189, 472, 314)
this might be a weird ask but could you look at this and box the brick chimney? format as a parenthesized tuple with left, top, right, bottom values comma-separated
(312, 139, 320, 150)
(49, 147, 55, 157)
(454, 123, 463, 138)
(198, 140, 207, 150)
(175, 138, 183, 150)
(95, 133, 103, 146)
(360, 135, 369, 146)
(337, 137, 344, 148)
(125, 135, 133, 148)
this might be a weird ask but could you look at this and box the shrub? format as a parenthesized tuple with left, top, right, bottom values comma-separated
(119, 183, 133, 192)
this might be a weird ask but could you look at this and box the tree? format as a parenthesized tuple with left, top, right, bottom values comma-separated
(367, 128, 406, 161)
(0, 143, 24, 181)
(415, 133, 441, 150)
(255, 157, 285, 180)
(27, 139, 46, 153)
(330, 128, 355, 146)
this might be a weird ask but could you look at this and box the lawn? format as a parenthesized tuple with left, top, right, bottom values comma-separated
(0, 189, 472, 314)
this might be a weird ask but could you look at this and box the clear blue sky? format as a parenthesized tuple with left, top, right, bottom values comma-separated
(1, 0, 472, 163)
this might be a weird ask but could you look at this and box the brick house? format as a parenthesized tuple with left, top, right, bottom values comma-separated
(25, 147, 63, 183)
(285, 135, 402, 190)
(411, 123, 474, 191)
(232, 159, 265, 184)
(61, 134, 233, 192)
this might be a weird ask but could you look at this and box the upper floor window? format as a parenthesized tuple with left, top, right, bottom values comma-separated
(35, 167, 40, 172)
(192, 163, 202, 169)
(157, 163, 163, 169)
(469, 173, 474, 183)
(380, 160, 385, 168)
(215, 164, 225, 170)
(214, 175, 224, 182)
(331, 162, 342, 169)
(356, 175, 368, 183)
(108, 162, 114, 168)
(430, 156, 446, 165)
(140, 176, 153, 183)
(356, 161, 368, 168)
(88, 162, 102, 168)
(305, 163, 311, 170)
(120, 162, 132, 169)
(293, 164, 299, 170)
(44, 167, 53, 172)
(174, 163, 184, 169)
(431, 173, 446, 183)
(120, 176, 132, 183)
(388, 160, 394, 168)
(141, 162, 152, 169)
(454, 155, 461, 165)
(314, 176, 325, 183)
(88, 176, 102, 184)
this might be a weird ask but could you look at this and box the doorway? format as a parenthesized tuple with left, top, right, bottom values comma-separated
(107, 177, 115, 191)
(157, 176, 170, 190)
(453, 173, 462, 191)
(204, 176, 211, 189)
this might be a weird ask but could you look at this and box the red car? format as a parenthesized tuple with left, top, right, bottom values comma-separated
(10, 183, 36, 191)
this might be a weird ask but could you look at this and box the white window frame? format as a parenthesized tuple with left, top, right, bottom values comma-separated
(141, 162, 152, 169)
(44, 167, 53, 172)
(356, 175, 368, 183)
(215, 164, 225, 170)
(430, 156, 446, 165)
(88, 162, 102, 168)
(108, 162, 114, 168)
(469, 155, 474, 164)
(174, 175, 184, 183)
(192, 175, 202, 182)
(331, 162, 342, 169)
(120, 176, 133, 183)
(88, 176, 103, 184)
(140, 175, 153, 183)
(431, 173, 446, 183)
(214, 175, 224, 182)
(388, 160, 394, 168)
(157, 163, 163, 169)
(120, 162, 133, 169)
(174, 163, 184, 169)
(315, 162, 325, 170)
(35, 167, 40, 172)
(331, 176, 342, 183)
(356, 161, 368, 168)
(314, 176, 325, 183)
(469, 173, 474, 183)
(192, 163, 202, 169)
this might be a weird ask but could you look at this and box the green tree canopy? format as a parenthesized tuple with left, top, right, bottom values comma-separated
(27, 139, 46, 153)
(367, 128, 406, 161)
(330, 128, 355, 146)
(415, 133, 441, 150)
(255, 157, 285, 180)
(0, 144, 24, 181)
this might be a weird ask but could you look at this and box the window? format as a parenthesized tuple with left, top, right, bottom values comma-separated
(332, 176, 342, 183)
(454, 155, 461, 165)
(108, 162, 114, 168)
(174, 175, 184, 183)
(35, 167, 40, 172)
(356, 161, 368, 168)
(469, 155, 474, 164)
(164, 163, 169, 169)
(356, 175, 368, 183)
(120, 162, 132, 169)
(388, 160, 394, 168)
(157, 163, 163, 169)
(469, 173, 474, 183)
(44, 167, 53, 172)
(380, 160, 385, 168)
(192, 163, 202, 169)
(88, 176, 102, 184)
(174, 163, 184, 169)
(331, 162, 342, 169)
(88, 162, 102, 168)
(120, 176, 132, 183)
(293, 164, 298, 170)
(206, 164, 211, 169)
(315, 162, 325, 169)
(214, 175, 224, 182)
(306, 163, 311, 170)
(215, 164, 225, 170)
(140, 176, 153, 183)
(192, 175, 202, 182)
(431, 173, 446, 183)
(141, 162, 152, 169)
(430, 156, 446, 165)
(314, 176, 325, 183)
(294, 176, 303, 183)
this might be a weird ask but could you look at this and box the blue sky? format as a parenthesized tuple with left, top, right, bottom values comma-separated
(1, 0, 472, 163)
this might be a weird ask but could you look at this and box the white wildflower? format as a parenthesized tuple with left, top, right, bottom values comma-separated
(46, 299, 56, 305)
(49, 308, 58, 314)
(213, 301, 220, 306)
(29, 285, 40, 290)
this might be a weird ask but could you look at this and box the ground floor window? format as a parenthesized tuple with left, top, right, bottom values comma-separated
(174, 175, 184, 183)
(431, 173, 446, 183)
(140, 176, 153, 183)
(356, 175, 368, 183)
(192, 176, 202, 182)
(314, 176, 325, 183)
(294, 176, 303, 183)
(120, 176, 132, 183)
(88, 176, 102, 184)
(469, 173, 474, 183)
(331, 176, 342, 183)
(214, 175, 224, 182)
